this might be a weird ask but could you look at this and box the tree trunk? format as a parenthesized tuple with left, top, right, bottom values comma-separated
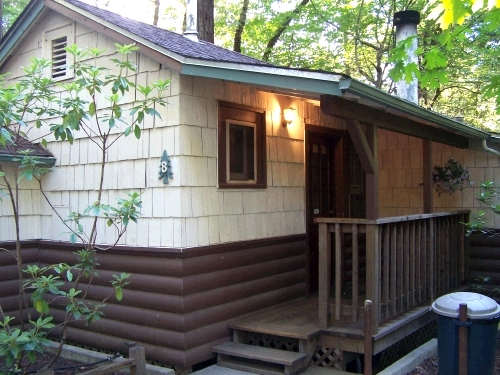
(233, 0, 249, 52)
(262, 0, 310, 62)
(197, 0, 214, 43)
(153, 0, 160, 26)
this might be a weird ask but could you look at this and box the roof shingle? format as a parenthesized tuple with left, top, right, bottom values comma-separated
(65, 0, 273, 67)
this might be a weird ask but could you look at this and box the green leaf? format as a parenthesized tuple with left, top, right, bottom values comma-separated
(134, 124, 141, 139)
(89, 101, 96, 116)
(115, 287, 123, 301)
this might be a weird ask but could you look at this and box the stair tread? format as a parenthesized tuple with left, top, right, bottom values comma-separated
(213, 342, 307, 366)
(218, 357, 283, 375)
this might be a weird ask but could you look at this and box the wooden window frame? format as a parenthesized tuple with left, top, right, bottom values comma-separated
(218, 101, 267, 189)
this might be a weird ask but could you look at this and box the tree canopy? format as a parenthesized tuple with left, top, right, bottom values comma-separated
(2, 0, 499, 130)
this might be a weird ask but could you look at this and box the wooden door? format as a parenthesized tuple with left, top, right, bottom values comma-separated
(306, 128, 348, 293)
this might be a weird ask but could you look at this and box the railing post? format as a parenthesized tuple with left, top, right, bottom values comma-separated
(429, 218, 435, 301)
(364, 300, 373, 375)
(318, 222, 331, 328)
(365, 224, 380, 333)
(129, 346, 146, 375)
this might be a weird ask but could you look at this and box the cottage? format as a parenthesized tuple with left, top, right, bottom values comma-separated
(1, 0, 499, 373)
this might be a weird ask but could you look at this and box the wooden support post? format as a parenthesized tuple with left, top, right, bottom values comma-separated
(129, 346, 146, 375)
(335, 223, 342, 321)
(318, 222, 331, 328)
(365, 225, 380, 333)
(364, 300, 373, 375)
(459, 304, 468, 375)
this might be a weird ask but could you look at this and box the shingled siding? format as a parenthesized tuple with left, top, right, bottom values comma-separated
(21, 236, 307, 367)
(378, 130, 500, 221)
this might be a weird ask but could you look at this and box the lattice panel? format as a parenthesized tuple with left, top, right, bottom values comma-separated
(310, 346, 344, 370)
(375, 320, 437, 371)
(245, 333, 299, 352)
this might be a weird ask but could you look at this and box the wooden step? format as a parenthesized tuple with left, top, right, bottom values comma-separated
(212, 342, 309, 375)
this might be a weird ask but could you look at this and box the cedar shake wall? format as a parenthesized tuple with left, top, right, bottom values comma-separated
(378, 129, 424, 216)
(378, 130, 500, 228)
(0, 238, 307, 367)
(0, 10, 352, 246)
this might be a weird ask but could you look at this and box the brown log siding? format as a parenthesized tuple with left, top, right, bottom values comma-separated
(469, 234, 500, 284)
(0, 236, 307, 368)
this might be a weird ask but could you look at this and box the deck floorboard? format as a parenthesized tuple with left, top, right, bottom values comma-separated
(229, 297, 436, 355)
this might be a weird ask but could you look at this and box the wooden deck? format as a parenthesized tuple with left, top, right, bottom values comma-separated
(229, 297, 435, 356)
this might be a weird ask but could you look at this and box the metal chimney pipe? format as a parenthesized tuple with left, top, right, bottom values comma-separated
(183, 0, 199, 42)
(393, 10, 421, 104)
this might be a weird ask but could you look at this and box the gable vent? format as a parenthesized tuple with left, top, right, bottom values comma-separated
(51, 36, 68, 79)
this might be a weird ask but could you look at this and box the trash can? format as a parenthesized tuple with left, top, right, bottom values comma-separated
(431, 292, 500, 375)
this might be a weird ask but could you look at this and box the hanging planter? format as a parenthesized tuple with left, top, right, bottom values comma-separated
(432, 158, 473, 196)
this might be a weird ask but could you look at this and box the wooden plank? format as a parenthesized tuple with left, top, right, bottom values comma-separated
(345, 119, 375, 174)
(382, 226, 390, 321)
(403, 223, 410, 310)
(365, 225, 380, 333)
(217, 357, 282, 375)
(409, 221, 416, 307)
(364, 300, 373, 375)
(390, 224, 397, 317)
(320, 95, 469, 148)
(335, 223, 342, 321)
(397, 225, 404, 313)
(213, 342, 308, 366)
(429, 218, 435, 301)
(77, 358, 135, 375)
(314, 210, 470, 225)
(365, 124, 378, 220)
(129, 346, 146, 375)
(415, 222, 421, 304)
(352, 224, 359, 323)
(319, 222, 331, 328)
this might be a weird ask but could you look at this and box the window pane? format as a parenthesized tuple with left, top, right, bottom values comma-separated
(229, 123, 255, 180)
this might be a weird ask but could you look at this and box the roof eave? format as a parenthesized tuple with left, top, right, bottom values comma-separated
(341, 78, 490, 140)
(0, 154, 56, 166)
(180, 61, 344, 97)
(0, 0, 46, 68)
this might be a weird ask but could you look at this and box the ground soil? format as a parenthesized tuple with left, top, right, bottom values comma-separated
(407, 334, 500, 374)
(0, 352, 127, 375)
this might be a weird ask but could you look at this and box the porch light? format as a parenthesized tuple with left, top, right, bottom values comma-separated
(282, 107, 296, 127)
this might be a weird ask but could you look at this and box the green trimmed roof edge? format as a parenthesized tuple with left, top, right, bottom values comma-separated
(343, 78, 491, 140)
(0, 0, 45, 67)
(0, 154, 56, 166)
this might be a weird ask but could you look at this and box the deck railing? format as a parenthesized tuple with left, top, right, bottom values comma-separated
(316, 210, 470, 332)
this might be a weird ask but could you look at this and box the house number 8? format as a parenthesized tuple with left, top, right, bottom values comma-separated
(159, 150, 173, 184)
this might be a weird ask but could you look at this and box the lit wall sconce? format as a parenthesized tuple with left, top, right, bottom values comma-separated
(282, 107, 296, 127)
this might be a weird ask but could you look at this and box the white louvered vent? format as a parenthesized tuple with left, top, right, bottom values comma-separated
(51, 36, 68, 79)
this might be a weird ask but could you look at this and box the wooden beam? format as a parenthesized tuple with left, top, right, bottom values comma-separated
(365, 124, 379, 220)
(345, 119, 375, 174)
(320, 95, 469, 149)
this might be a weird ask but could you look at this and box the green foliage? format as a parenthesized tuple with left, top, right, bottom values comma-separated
(0, 0, 30, 37)
(463, 181, 500, 236)
(0, 42, 169, 371)
(0, 316, 54, 368)
(432, 158, 472, 195)
(470, 276, 500, 303)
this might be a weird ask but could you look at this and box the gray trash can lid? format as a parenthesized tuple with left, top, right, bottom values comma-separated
(431, 292, 500, 319)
